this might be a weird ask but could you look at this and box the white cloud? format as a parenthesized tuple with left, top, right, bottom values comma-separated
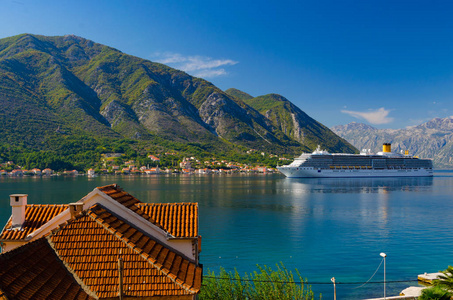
(341, 107, 394, 125)
(152, 52, 238, 78)
(194, 68, 228, 78)
(155, 53, 187, 64)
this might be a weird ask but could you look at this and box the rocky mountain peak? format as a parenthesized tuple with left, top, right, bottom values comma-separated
(331, 117, 453, 168)
(417, 116, 453, 131)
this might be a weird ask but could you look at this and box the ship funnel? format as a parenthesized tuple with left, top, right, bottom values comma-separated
(405, 150, 409, 155)
(382, 143, 391, 153)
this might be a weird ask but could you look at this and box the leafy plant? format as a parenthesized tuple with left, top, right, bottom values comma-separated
(433, 266, 453, 290)
(200, 263, 319, 300)
(419, 286, 451, 300)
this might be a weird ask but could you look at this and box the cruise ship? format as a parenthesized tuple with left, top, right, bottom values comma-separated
(277, 143, 433, 178)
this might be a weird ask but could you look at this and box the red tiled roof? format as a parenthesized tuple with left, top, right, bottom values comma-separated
(98, 184, 198, 238)
(1, 185, 199, 242)
(49, 205, 202, 298)
(97, 184, 155, 222)
(0, 205, 68, 241)
(138, 203, 198, 238)
(0, 238, 94, 300)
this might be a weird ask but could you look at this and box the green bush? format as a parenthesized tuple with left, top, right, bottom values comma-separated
(418, 286, 451, 300)
(200, 263, 319, 300)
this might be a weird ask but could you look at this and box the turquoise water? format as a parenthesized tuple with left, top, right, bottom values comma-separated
(1, 172, 452, 299)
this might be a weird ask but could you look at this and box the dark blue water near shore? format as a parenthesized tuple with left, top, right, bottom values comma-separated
(1, 172, 453, 299)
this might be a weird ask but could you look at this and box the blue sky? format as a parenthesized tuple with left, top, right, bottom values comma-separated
(1, 0, 453, 129)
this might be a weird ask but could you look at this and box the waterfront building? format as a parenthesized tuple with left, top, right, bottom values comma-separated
(144, 167, 160, 174)
(63, 170, 79, 176)
(31, 168, 41, 175)
(195, 168, 212, 175)
(42, 168, 53, 176)
(0, 184, 202, 299)
(181, 168, 193, 174)
(10, 169, 23, 177)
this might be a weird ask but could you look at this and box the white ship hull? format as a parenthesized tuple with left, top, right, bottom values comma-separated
(277, 167, 433, 178)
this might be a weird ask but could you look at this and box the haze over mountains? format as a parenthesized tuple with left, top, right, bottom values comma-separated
(332, 117, 453, 168)
(0, 33, 355, 157)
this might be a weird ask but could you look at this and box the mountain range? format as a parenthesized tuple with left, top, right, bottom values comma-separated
(0, 33, 356, 158)
(332, 117, 453, 168)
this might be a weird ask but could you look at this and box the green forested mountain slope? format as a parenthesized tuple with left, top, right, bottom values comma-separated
(226, 90, 356, 153)
(224, 88, 253, 101)
(0, 34, 356, 165)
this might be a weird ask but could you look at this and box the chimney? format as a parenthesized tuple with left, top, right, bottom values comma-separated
(69, 203, 84, 218)
(10, 194, 27, 229)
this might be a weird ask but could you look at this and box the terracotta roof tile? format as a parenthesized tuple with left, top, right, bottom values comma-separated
(48, 205, 202, 298)
(0, 185, 202, 298)
(0, 205, 68, 241)
(97, 184, 155, 223)
(0, 238, 93, 300)
(98, 184, 199, 238)
(0, 185, 199, 241)
(138, 203, 198, 238)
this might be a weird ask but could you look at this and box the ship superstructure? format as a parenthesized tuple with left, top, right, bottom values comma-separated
(278, 143, 433, 178)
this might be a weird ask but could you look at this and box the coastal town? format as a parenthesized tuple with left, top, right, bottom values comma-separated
(0, 152, 291, 177)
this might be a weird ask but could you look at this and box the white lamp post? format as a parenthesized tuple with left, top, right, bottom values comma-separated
(380, 252, 387, 300)
(331, 277, 336, 300)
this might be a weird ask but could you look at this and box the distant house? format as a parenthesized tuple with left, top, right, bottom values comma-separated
(87, 169, 95, 177)
(63, 170, 79, 176)
(22, 170, 33, 176)
(253, 166, 268, 173)
(10, 169, 22, 177)
(195, 168, 212, 175)
(31, 168, 41, 175)
(180, 159, 192, 170)
(0, 184, 202, 299)
(130, 168, 141, 174)
(227, 164, 239, 169)
(147, 155, 160, 162)
(42, 168, 53, 176)
(181, 168, 193, 174)
(124, 160, 135, 166)
(144, 167, 160, 174)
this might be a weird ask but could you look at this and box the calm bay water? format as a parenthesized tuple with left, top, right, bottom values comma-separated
(1, 172, 453, 299)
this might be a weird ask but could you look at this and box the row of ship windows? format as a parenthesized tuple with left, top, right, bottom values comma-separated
(293, 167, 432, 171)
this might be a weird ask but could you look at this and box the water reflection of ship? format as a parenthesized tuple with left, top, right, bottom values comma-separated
(280, 176, 433, 194)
